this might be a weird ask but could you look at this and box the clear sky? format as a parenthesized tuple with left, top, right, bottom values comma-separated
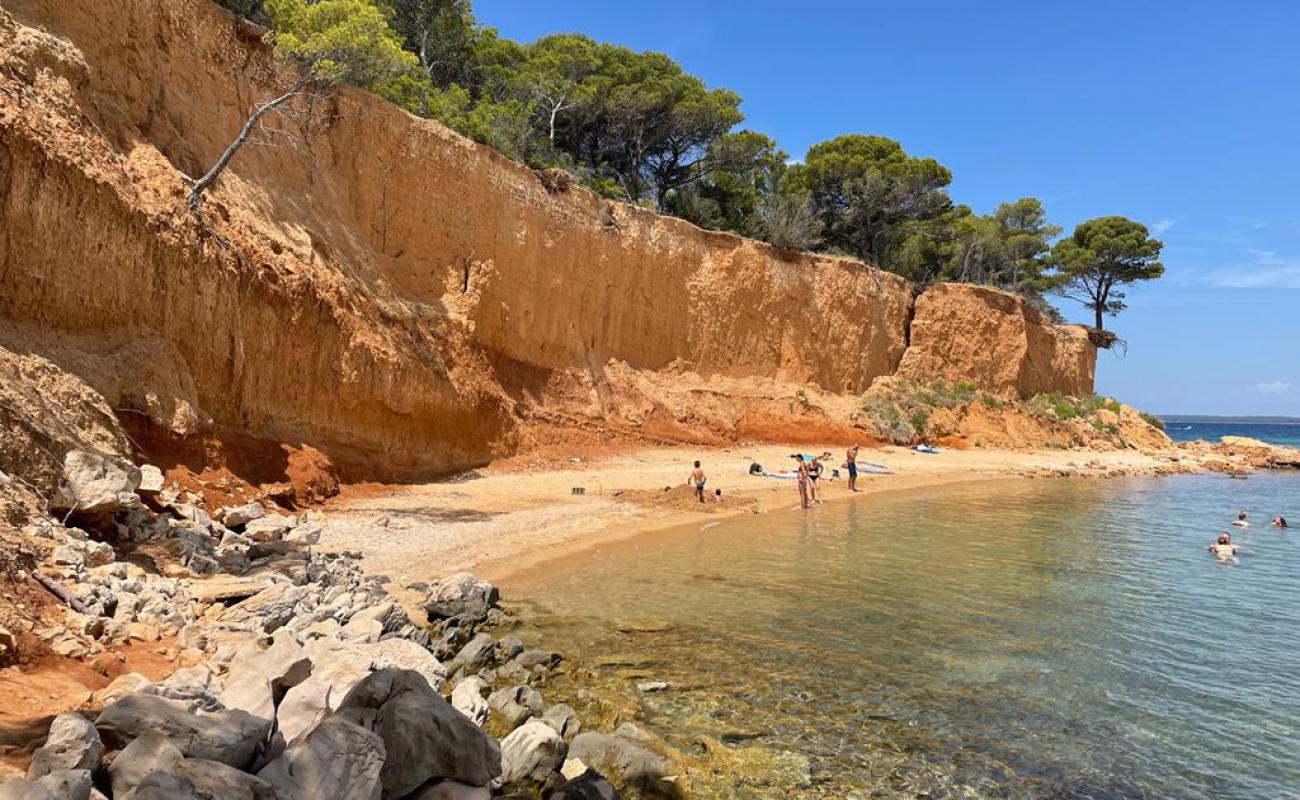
(475, 1, 1300, 416)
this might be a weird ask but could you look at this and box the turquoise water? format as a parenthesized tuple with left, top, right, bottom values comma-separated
(1163, 420, 1300, 447)
(511, 473, 1300, 799)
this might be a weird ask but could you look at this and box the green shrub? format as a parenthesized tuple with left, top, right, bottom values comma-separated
(1139, 412, 1166, 431)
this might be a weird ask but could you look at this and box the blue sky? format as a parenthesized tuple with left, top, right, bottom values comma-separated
(475, 1, 1300, 416)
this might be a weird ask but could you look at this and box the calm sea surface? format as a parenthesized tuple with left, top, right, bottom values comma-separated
(1163, 420, 1300, 447)
(509, 473, 1300, 799)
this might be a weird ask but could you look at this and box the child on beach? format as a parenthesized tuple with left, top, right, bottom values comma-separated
(689, 461, 707, 503)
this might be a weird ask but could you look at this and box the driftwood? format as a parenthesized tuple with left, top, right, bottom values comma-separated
(32, 572, 90, 614)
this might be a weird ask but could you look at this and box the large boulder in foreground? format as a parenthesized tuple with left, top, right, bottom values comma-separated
(257, 716, 385, 800)
(498, 719, 567, 790)
(95, 694, 269, 768)
(26, 713, 102, 778)
(336, 669, 501, 796)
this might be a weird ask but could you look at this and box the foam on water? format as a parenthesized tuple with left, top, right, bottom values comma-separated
(509, 472, 1300, 799)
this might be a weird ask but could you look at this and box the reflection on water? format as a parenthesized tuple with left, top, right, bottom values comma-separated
(508, 473, 1300, 799)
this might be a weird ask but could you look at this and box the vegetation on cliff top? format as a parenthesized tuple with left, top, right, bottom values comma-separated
(214, 0, 1164, 329)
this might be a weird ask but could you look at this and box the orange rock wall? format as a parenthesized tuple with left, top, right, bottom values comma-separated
(0, 0, 1095, 478)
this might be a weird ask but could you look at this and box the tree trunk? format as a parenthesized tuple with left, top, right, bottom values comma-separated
(186, 77, 312, 211)
(1094, 304, 1104, 331)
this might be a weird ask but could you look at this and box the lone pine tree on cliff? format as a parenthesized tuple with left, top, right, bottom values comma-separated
(186, 0, 415, 212)
(1047, 215, 1165, 331)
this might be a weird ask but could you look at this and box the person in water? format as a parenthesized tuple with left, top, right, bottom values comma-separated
(1233, 511, 1250, 527)
(806, 456, 824, 504)
(845, 444, 861, 492)
(1271, 516, 1289, 528)
(1207, 532, 1239, 560)
(794, 454, 810, 509)
(689, 460, 706, 503)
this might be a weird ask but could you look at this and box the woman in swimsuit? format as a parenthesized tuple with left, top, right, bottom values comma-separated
(806, 457, 823, 504)
(1208, 532, 1239, 560)
(1271, 516, 1289, 528)
(795, 455, 810, 509)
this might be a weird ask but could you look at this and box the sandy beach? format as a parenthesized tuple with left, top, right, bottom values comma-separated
(316, 444, 1193, 584)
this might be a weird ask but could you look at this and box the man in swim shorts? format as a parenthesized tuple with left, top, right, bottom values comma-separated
(845, 445, 860, 492)
(689, 460, 706, 503)
(1207, 532, 1239, 560)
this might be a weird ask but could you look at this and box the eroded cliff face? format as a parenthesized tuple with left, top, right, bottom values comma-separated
(0, 0, 1097, 482)
(897, 284, 1096, 399)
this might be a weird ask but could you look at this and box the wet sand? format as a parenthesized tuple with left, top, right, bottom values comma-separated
(317, 444, 1191, 584)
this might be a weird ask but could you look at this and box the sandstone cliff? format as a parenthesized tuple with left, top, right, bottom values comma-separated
(0, 0, 1099, 483)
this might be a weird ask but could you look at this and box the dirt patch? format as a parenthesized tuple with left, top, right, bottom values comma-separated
(615, 484, 759, 514)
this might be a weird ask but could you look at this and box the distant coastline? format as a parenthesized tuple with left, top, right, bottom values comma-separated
(1161, 414, 1300, 425)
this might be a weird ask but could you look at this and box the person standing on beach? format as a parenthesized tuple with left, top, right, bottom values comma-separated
(689, 461, 707, 503)
(846, 445, 861, 492)
(806, 456, 824, 504)
(795, 455, 810, 509)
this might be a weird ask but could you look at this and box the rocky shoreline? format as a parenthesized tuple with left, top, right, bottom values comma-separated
(0, 452, 686, 800)
(4, 438, 1298, 800)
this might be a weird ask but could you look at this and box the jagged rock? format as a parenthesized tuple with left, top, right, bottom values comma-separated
(422, 574, 499, 623)
(27, 713, 102, 778)
(515, 650, 561, 670)
(139, 757, 277, 800)
(448, 634, 497, 676)
(137, 465, 165, 495)
(550, 769, 621, 800)
(33, 770, 91, 800)
(358, 638, 445, 692)
(107, 733, 183, 799)
(336, 669, 501, 796)
(340, 616, 383, 644)
(283, 522, 321, 546)
(219, 629, 312, 720)
(52, 451, 141, 516)
(498, 720, 567, 788)
(139, 665, 222, 712)
(406, 780, 491, 799)
(219, 503, 265, 530)
(541, 704, 582, 740)
(498, 636, 525, 660)
(242, 515, 295, 543)
(450, 676, 490, 727)
(257, 716, 385, 800)
(96, 694, 269, 768)
(487, 686, 543, 731)
(568, 726, 674, 796)
(275, 655, 372, 746)
(219, 584, 307, 634)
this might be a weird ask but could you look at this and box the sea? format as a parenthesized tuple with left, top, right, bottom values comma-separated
(1162, 419, 1300, 448)
(508, 472, 1300, 799)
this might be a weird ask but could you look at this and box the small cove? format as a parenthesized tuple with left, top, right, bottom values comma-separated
(507, 472, 1300, 798)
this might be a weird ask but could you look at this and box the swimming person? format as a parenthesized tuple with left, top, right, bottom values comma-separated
(1207, 532, 1239, 560)
(846, 444, 860, 492)
(689, 461, 707, 503)
(1271, 516, 1289, 528)
(1233, 511, 1250, 528)
(807, 456, 823, 504)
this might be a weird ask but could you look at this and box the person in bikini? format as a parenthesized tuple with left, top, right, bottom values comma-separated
(806, 456, 824, 504)
(689, 461, 707, 503)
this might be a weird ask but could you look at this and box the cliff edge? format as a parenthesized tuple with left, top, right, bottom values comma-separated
(0, 0, 1098, 484)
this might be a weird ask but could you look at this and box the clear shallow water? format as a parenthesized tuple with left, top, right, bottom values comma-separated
(1163, 420, 1300, 447)
(510, 473, 1300, 799)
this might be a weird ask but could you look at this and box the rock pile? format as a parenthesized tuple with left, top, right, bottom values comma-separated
(6, 450, 635, 800)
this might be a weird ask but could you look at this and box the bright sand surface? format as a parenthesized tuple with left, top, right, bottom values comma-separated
(317, 444, 1190, 584)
